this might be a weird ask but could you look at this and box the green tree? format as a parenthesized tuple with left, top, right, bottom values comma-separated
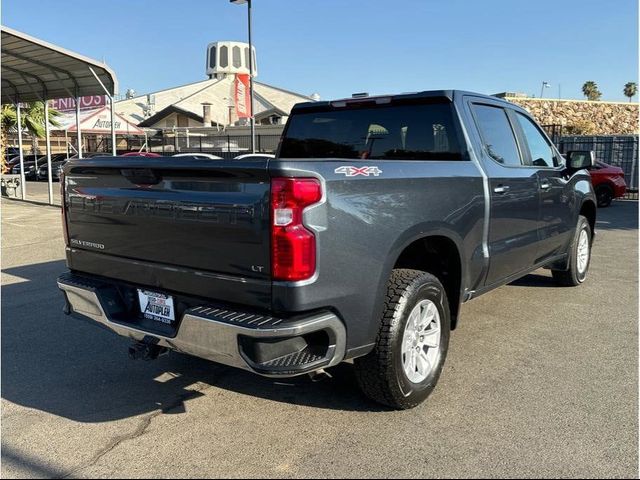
(1, 102, 61, 171)
(582, 81, 602, 101)
(624, 82, 637, 102)
(2, 102, 62, 144)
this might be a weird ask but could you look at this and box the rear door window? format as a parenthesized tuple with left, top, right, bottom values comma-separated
(471, 104, 523, 167)
(279, 102, 464, 160)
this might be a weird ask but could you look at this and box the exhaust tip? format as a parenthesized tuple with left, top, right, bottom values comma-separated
(308, 369, 332, 383)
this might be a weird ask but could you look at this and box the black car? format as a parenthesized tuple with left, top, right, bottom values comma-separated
(10, 155, 47, 180)
(6, 155, 23, 167)
(5, 147, 21, 159)
(36, 154, 71, 180)
(8, 154, 41, 167)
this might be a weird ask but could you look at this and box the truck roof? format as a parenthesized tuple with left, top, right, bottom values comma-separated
(291, 90, 516, 113)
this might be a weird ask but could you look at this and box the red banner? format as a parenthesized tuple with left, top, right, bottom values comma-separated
(234, 74, 252, 118)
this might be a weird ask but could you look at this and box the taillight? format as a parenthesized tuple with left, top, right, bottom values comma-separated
(60, 172, 69, 245)
(271, 177, 322, 281)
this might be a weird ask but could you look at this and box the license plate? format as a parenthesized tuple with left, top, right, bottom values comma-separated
(137, 289, 175, 324)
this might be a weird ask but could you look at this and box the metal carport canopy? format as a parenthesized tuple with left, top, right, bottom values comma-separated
(1, 25, 119, 205)
(1, 25, 118, 103)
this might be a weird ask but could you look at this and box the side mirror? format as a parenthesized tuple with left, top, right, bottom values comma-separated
(566, 150, 595, 170)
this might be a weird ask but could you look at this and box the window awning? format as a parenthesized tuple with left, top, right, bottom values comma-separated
(1, 25, 118, 104)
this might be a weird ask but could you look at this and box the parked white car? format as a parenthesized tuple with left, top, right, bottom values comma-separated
(173, 153, 223, 160)
(233, 153, 276, 160)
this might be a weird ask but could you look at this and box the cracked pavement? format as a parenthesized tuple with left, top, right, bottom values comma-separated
(1, 187, 638, 478)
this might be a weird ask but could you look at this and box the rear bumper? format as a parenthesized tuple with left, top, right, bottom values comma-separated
(57, 272, 346, 377)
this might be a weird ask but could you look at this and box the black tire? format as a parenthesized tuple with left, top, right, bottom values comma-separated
(354, 269, 450, 410)
(595, 184, 614, 208)
(552, 215, 592, 286)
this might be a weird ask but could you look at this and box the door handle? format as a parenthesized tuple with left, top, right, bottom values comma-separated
(540, 181, 551, 190)
(493, 185, 510, 194)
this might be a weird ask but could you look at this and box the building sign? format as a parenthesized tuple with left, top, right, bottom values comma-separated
(51, 95, 107, 112)
(91, 117, 122, 131)
(65, 107, 145, 135)
(234, 74, 252, 118)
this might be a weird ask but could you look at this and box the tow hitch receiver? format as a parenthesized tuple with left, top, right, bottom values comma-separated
(129, 339, 168, 361)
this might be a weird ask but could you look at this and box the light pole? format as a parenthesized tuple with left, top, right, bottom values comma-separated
(230, 0, 255, 153)
(540, 81, 550, 99)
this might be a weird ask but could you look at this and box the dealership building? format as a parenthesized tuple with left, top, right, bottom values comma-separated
(5, 38, 315, 157)
(114, 41, 314, 130)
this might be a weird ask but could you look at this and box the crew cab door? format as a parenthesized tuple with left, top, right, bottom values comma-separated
(467, 101, 540, 285)
(511, 111, 573, 260)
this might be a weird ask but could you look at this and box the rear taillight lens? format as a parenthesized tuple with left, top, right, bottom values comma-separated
(271, 177, 322, 281)
(60, 172, 69, 245)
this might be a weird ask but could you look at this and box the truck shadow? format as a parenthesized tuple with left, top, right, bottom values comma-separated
(1, 260, 385, 423)
(509, 272, 557, 288)
(510, 200, 637, 288)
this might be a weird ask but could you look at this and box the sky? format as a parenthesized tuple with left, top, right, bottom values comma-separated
(2, 0, 638, 102)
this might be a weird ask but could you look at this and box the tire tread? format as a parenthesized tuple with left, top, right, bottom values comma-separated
(354, 269, 444, 409)
(552, 215, 591, 286)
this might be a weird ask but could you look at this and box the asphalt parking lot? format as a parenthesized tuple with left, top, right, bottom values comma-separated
(1, 197, 638, 478)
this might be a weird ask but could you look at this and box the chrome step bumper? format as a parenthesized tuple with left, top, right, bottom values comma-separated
(58, 273, 346, 377)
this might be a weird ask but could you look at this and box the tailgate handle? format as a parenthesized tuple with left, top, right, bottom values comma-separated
(121, 168, 161, 185)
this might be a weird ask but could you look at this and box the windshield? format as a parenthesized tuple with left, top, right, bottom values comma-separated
(280, 101, 464, 160)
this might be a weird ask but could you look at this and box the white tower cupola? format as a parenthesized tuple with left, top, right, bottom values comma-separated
(206, 41, 257, 79)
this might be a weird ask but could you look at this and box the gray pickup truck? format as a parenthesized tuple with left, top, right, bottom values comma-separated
(58, 90, 597, 409)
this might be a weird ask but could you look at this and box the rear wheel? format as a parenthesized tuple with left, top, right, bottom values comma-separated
(354, 269, 450, 409)
(552, 215, 592, 286)
(595, 184, 614, 208)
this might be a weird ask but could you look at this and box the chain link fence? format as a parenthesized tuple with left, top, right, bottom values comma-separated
(557, 135, 638, 199)
(541, 126, 638, 200)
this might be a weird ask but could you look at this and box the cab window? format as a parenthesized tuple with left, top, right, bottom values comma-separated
(280, 102, 465, 160)
(471, 104, 523, 167)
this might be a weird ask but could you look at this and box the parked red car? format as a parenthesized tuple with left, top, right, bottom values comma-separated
(589, 161, 627, 207)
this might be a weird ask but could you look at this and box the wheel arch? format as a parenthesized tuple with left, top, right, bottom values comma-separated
(580, 199, 597, 238)
(387, 231, 465, 330)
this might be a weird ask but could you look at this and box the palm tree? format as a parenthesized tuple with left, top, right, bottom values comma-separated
(1, 102, 61, 171)
(582, 81, 602, 101)
(624, 82, 637, 102)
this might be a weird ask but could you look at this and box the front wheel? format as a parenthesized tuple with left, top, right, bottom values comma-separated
(552, 215, 592, 286)
(354, 269, 450, 410)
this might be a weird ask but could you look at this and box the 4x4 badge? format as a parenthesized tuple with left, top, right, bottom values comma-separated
(334, 166, 383, 177)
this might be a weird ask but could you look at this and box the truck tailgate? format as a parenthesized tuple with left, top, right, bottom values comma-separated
(63, 156, 271, 305)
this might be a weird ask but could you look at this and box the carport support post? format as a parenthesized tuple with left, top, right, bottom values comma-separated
(44, 99, 53, 204)
(109, 95, 116, 156)
(247, 0, 255, 153)
(16, 101, 26, 199)
(75, 94, 83, 159)
(87, 67, 117, 156)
